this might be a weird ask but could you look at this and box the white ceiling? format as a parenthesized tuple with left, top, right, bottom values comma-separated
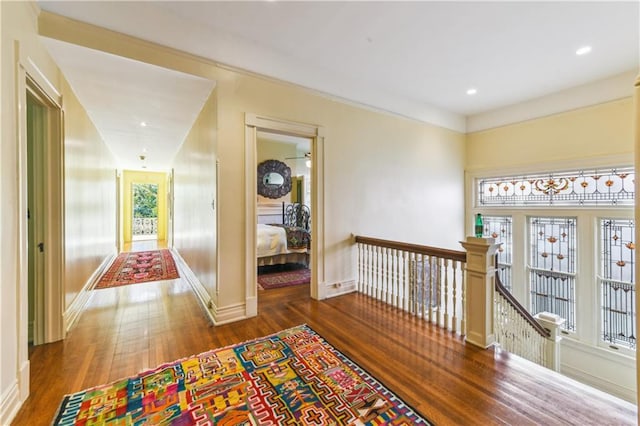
(41, 38, 215, 171)
(37, 1, 639, 170)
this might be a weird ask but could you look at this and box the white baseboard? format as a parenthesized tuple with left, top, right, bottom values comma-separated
(64, 251, 116, 333)
(561, 364, 636, 403)
(0, 380, 20, 426)
(170, 249, 216, 325)
(245, 296, 257, 318)
(212, 302, 248, 325)
(19, 360, 29, 402)
(324, 279, 357, 298)
(172, 249, 250, 325)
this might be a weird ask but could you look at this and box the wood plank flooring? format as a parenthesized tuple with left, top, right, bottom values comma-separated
(12, 252, 637, 425)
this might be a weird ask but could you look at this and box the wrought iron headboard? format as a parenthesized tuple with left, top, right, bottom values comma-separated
(283, 203, 310, 231)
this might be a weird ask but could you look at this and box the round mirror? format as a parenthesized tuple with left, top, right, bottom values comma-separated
(257, 159, 292, 199)
(263, 172, 284, 187)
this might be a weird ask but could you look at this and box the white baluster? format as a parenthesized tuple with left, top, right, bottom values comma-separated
(393, 250, 400, 308)
(460, 260, 466, 335)
(443, 258, 450, 331)
(366, 244, 372, 297)
(383, 247, 388, 304)
(378, 246, 384, 302)
(437, 257, 443, 327)
(410, 252, 415, 313)
(429, 255, 438, 323)
(358, 243, 362, 292)
(373, 245, 379, 300)
(452, 260, 458, 334)
(402, 250, 408, 311)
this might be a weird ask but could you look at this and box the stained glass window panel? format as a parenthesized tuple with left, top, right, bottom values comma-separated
(478, 167, 634, 207)
(529, 217, 576, 331)
(601, 219, 635, 349)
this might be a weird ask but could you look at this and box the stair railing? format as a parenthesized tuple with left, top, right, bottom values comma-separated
(355, 235, 467, 334)
(493, 260, 552, 366)
(355, 235, 564, 370)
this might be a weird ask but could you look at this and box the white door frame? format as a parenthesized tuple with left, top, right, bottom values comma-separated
(244, 114, 325, 316)
(16, 43, 65, 400)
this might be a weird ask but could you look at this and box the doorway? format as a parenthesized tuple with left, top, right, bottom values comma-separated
(23, 78, 65, 347)
(244, 114, 325, 317)
(132, 182, 159, 241)
(121, 170, 168, 249)
(26, 91, 46, 345)
(256, 132, 312, 293)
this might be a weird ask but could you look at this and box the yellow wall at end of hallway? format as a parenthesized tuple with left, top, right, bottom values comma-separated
(122, 170, 168, 243)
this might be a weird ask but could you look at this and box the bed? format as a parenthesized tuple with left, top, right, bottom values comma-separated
(257, 203, 311, 267)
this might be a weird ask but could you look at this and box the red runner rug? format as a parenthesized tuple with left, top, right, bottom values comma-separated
(258, 268, 310, 290)
(95, 250, 179, 289)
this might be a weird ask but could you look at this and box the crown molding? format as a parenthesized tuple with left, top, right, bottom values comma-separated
(467, 70, 637, 133)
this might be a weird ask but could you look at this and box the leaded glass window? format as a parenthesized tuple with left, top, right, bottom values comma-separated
(529, 217, 576, 331)
(601, 219, 636, 349)
(478, 167, 634, 207)
(482, 216, 513, 292)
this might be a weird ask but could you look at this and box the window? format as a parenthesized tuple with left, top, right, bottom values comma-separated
(478, 167, 634, 207)
(529, 217, 576, 331)
(482, 216, 513, 292)
(600, 219, 636, 349)
(474, 165, 635, 351)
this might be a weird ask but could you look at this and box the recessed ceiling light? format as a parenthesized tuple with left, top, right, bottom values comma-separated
(140, 121, 147, 127)
(576, 46, 592, 56)
(466, 88, 477, 96)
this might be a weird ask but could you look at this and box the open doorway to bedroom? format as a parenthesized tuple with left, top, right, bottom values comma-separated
(256, 131, 312, 292)
(244, 113, 325, 315)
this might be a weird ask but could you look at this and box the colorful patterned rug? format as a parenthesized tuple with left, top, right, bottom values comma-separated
(95, 250, 179, 289)
(52, 325, 430, 425)
(258, 268, 310, 290)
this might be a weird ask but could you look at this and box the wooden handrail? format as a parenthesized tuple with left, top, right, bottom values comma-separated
(494, 257, 550, 338)
(354, 235, 467, 263)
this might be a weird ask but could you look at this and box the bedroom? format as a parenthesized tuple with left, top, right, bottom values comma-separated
(256, 131, 312, 291)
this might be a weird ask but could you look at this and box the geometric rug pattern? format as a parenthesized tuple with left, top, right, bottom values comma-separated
(94, 249, 179, 289)
(52, 325, 431, 425)
(258, 268, 311, 290)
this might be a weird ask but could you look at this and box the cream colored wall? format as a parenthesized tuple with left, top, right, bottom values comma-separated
(216, 69, 466, 307)
(121, 170, 167, 243)
(466, 98, 633, 171)
(172, 89, 218, 304)
(63, 77, 117, 309)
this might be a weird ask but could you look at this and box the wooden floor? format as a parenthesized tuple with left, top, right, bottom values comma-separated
(12, 247, 637, 425)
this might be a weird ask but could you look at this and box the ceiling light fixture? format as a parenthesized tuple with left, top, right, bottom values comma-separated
(576, 46, 592, 56)
(140, 121, 147, 127)
(466, 88, 477, 96)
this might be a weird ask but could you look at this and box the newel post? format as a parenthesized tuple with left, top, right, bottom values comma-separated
(534, 312, 565, 372)
(460, 237, 501, 348)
